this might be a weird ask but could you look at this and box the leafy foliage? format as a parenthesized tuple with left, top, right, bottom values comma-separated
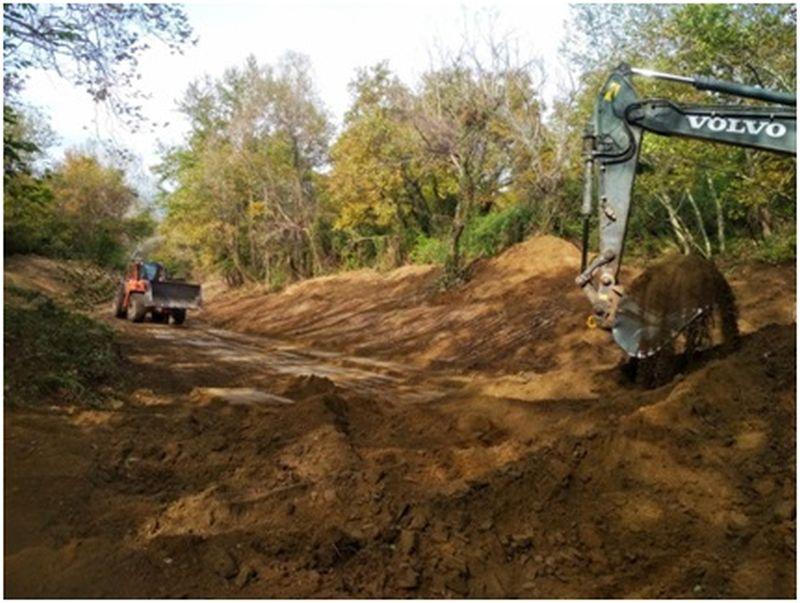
(327, 63, 458, 268)
(8, 5, 793, 296)
(4, 287, 122, 406)
(327, 47, 567, 281)
(3, 104, 55, 173)
(752, 231, 797, 265)
(155, 54, 333, 286)
(464, 203, 536, 259)
(4, 140, 155, 267)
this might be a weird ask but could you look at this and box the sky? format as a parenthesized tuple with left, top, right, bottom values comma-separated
(17, 0, 572, 197)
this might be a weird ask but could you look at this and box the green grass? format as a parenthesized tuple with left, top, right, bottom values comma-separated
(752, 232, 796, 265)
(4, 286, 123, 407)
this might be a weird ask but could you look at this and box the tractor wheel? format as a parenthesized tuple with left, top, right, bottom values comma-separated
(112, 286, 127, 319)
(128, 293, 147, 323)
(171, 309, 186, 326)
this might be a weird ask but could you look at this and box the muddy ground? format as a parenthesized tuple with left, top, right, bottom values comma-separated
(4, 237, 796, 597)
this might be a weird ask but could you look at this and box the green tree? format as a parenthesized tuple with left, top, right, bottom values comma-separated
(411, 35, 560, 278)
(157, 53, 332, 286)
(5, 145, 152, 266)
(3, 3, 187, 262)
(4, 105, 57, 254)
(329, 33, 568, 277)
(328, 63, 456, 268)
(48, 151, 149, 266)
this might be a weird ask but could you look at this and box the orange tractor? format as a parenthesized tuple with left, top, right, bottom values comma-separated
(112, 260, 202, 325)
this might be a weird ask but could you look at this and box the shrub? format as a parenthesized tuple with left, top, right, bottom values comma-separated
(753, 231, 796, 265)
(464, 204, 535, 258)
(410, 234, 449, 265)
(4, 287, 123, 406)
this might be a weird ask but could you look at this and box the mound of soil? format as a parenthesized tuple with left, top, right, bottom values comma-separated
(627, 254, 739, 351)
(5, 321, 795, 597)
(204, 236, 591, 374)
(4, 242, 796, 597)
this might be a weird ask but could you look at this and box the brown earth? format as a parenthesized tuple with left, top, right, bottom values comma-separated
(4, 254, 118, 307)
(4, 237, 796, 597)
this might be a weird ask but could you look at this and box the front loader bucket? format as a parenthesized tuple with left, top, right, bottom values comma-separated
(147, 282, 202, 310)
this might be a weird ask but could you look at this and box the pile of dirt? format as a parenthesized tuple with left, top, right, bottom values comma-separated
(4, 241, 796, 597)
(204, 238, 794, 385)
(626, 253, 739, 354)
(204, 236, 593, 375)
(5, 320, 794, 597)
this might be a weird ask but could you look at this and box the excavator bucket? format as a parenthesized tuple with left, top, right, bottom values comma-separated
(612, 296, 703, 358)
(612, 254, 739, 359)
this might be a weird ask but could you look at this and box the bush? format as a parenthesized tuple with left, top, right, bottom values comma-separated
(410, 234, 450, 265)
(408, 205, 538, 268)
(3, 173, 58, 255)
(4, 287, 123, 406)
(753, 231, 796, 265)
(464, 204, 535, 258)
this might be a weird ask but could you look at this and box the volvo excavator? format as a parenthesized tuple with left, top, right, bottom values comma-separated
(577, 64, 795, 383)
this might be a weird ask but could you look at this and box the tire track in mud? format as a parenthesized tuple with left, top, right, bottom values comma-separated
(136, 320, 463, 405)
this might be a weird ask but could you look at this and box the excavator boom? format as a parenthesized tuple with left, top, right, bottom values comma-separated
(578, 64, 796, 358)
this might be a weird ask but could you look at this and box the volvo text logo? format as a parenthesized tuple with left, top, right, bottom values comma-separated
(687, 116, 787, 138)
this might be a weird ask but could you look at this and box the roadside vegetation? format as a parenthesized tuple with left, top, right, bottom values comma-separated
(4, 286, 122, 407)
(3, 254, 124, 408)
(3, 3, 190, 268)
(3, 4, 194, 406)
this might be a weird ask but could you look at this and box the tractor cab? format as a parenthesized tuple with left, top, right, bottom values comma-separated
(140, 261, 167, 282)
(128, 260, 168, 283)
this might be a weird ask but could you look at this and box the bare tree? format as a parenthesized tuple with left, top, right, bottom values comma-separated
(411, 17, 560, 279)
(4, 3, 195, 130)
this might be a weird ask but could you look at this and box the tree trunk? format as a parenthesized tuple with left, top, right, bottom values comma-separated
(685, 189, 711, 258)
(448, 218, 465, 272)
(657, 192, 693, 254)
(756, 205, 773, 238)
(446, 194, 469, 277)
(446, 166, 474, 278)
(305, 227, 323, 276)
(707, 175, 726, 254)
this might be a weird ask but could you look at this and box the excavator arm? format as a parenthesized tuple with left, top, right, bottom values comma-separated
(577, 64, 796, 356)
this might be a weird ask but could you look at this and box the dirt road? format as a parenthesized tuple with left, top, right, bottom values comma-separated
(4, 240, 796, 597)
